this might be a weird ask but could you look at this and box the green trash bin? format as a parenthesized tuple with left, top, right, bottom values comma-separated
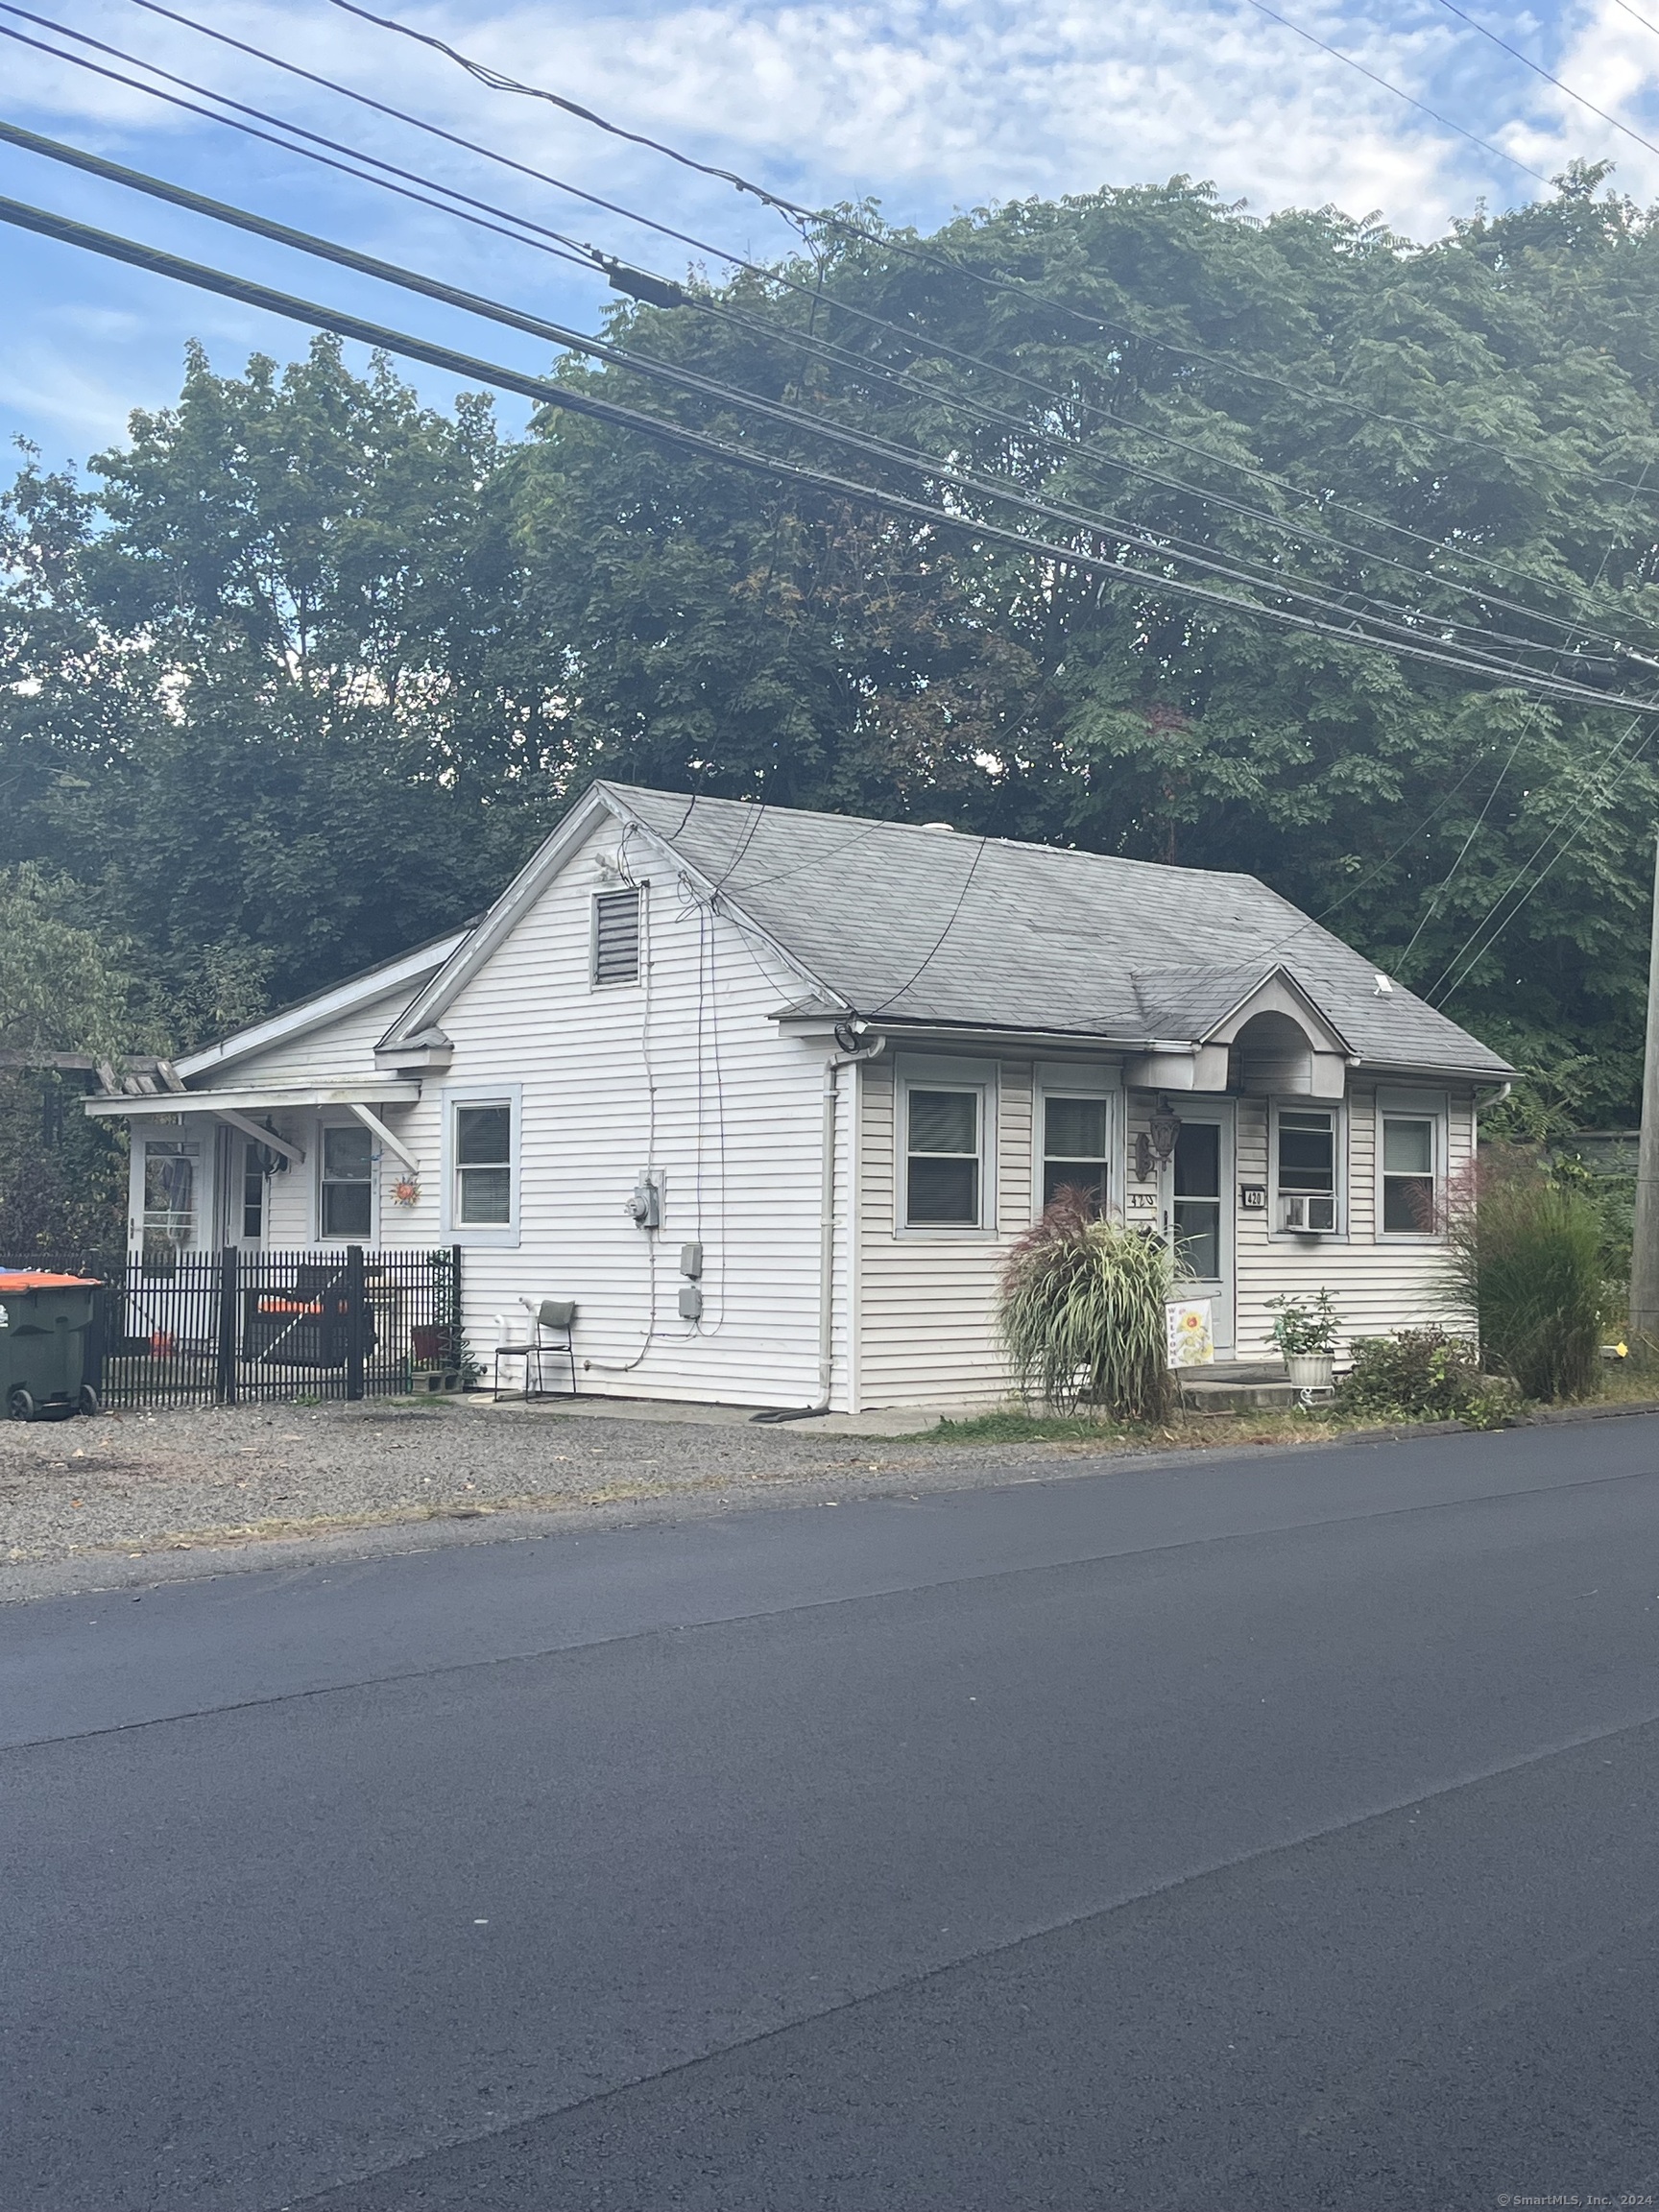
(0, 1271, 103, 1421)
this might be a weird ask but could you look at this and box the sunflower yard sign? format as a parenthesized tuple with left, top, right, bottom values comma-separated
(1166, 1299, 1214, 1367)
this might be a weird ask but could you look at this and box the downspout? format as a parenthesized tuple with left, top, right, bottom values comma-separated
(754, 1034, 885, 1422)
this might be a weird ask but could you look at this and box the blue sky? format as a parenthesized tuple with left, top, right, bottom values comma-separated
(3, 0, 1658, 471)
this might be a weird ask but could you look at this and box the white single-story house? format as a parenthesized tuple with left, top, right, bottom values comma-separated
(88, 782, 1513, 1410)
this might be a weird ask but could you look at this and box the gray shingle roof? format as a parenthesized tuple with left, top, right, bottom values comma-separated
(606, 785, 1512, 1081)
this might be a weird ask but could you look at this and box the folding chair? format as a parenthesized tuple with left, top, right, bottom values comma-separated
(493, 1299, 577, 1402)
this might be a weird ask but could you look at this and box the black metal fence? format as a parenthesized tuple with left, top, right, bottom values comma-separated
(14, 1246, 463, 1409)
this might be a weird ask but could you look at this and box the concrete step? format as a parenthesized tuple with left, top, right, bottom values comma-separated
(1179, 1377, 1300, 1414)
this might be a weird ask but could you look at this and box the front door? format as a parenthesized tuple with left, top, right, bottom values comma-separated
(1166, 1109, 1235, 1356)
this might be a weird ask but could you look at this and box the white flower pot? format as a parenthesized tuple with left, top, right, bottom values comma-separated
(1285, 1352, 1335, 1393)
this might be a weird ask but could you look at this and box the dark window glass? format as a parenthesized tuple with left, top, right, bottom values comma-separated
(906, 1088, 979, 1225)
(908, 1156, 979, 1223)
(1172, 1122, 1221, 1280)
(322, 1124, 373, 1239)
(1172, 1201, 1220, 1281)
(1278, 1112, 1334, 1192)
(1172, 1121, 1219, 1198)
(1382, 1118, 1435, 1233)
(242, 1143, 264, 1241)
(1043, 1095, 1108, 1214)
(456, 1105, 513, 1225)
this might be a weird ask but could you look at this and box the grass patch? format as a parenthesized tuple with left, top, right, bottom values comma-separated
(930, 1409, 1138, 1444)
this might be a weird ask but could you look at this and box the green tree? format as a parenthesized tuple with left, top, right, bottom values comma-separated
(7, 173, 1659, 1129)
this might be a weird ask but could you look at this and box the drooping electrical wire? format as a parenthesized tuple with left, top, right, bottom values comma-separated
(1426, 711, 1658, 1004)
(13, 186, 1658, 721)
(16, 5, 1655, 659)
(4, 116, 1632, 691)
(314, 0, 1659, 500)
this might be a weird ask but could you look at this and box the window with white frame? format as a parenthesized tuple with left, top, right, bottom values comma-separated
(455, 1103, 513, 1225)
(905, 1087, 982, 1227)
(1042, 1095, 1110, 1214)
(1275, 1107, 1338, 1232)
(1381, 1112, 1438, 1234)
(320, 1123, 373, 1238)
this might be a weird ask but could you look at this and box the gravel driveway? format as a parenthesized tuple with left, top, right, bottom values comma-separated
(0, 1396, 1022, 1571)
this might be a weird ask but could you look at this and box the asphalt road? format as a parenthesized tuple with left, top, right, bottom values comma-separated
(7, 1419, 1659, 2212)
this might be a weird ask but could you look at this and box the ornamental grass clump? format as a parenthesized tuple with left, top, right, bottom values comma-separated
(998, 1188, 1174, 1421)
(1445, 1154, 1604, 1403)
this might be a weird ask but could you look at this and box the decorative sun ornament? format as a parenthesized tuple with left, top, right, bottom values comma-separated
(392, 1176, 421, 1207)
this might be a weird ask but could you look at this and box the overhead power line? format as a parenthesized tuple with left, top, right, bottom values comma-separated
(1240, 0, 1551, 184)
(2, 124, 1623, 692)
(326, 0, 814, 222)
(1433, 0, 1659, 167)
(118, 0, 1659, 504)
(11, 187, 1659, 723)
(41, 0, 1659, 647)
(0, 123, 1613, 680)
(1430, 714, 1659, 1005)
(12, 12, 1646, 667)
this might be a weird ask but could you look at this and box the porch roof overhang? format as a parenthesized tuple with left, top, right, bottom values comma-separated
(84, 1080, 422, 1117)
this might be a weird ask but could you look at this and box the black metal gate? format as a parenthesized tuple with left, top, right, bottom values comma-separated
(14, 1246, 463, 1408)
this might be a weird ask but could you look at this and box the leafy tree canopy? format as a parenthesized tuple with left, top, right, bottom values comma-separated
(5, 168, 1659, 1126)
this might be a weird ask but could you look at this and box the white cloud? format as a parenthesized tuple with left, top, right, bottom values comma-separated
(9, 0, 1659, 462)
(9, 0, 1629, 244)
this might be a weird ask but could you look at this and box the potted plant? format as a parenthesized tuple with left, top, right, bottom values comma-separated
(1266, 1289, 1339, 1393)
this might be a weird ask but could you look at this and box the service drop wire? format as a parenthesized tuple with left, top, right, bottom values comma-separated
(34, 0, 1659, 653)
(1, 123, 1631, 698)
(320, 0, 1659, 499)
(8, 189, 1659, 726)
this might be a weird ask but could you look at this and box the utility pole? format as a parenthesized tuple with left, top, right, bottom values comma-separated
(1632, 833, 1659, 1343)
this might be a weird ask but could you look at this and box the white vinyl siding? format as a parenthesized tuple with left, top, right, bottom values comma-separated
(418, 821, 830, 1406)
(1235, 1087, 1474, 1363)
(857, 1055, 1031, 1408)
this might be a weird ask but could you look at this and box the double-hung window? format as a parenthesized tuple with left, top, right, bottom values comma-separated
(905, 1087, 982, 1228)
(1042, 1095, 1110, 1214)
(1381, 1113, 1437, 1234)
(456, 1104, 513, 1225)
(320, 1123, 373, 1238)
(1275, 1107, 1337, 1233)
(443, 1086, 520, 1245)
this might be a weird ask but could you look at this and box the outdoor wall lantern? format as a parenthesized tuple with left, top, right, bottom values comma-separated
(1136, 1097, 1183, 1183)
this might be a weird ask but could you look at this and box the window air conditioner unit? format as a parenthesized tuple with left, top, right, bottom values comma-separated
(1280, 1193, 1335, 1232)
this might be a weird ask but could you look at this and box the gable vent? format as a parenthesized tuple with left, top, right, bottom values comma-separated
(593, 887, 641, 984)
